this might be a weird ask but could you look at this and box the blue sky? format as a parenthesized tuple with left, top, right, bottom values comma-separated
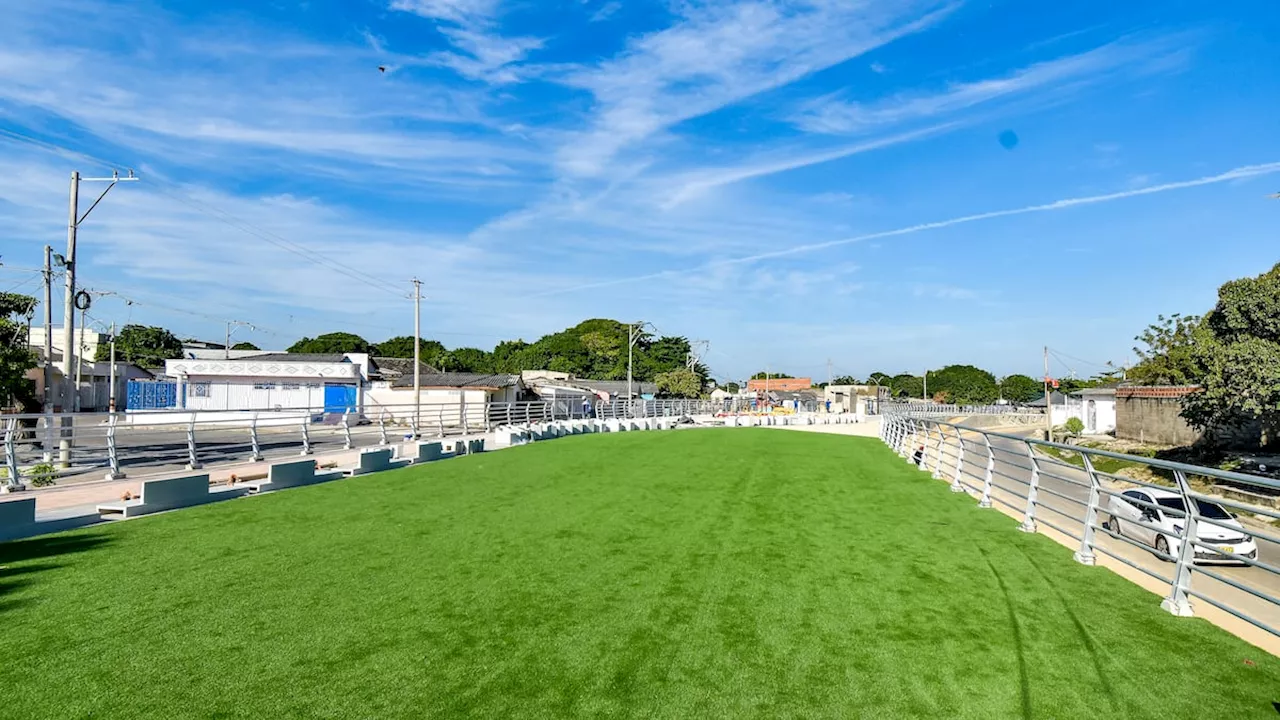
(1, 0, 1277, 383)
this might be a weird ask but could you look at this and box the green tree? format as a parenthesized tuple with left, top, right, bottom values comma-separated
(98, 324, 183, 369)
(0, 292, 38, 410)
(1063, 416, 1085, 438)
(1130, 313, 1206, 385)
(926, 365, 998, 405)
(999, 374, 1042, 403)
(831, 375, 861, 385)
(230, 342, 260, 351)
(750, 371, 794, 379)
(890, 373, 923, 398)
(287, 332, 371, 354)
(375, 336, 446, 361)
(1181, 262, 1280, 446)
(449, 347, 493, 373)
(655, 368, 702, 398)
(722, 381, 740, 394)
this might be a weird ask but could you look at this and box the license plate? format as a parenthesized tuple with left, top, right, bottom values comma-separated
(1221, 546, 1234, 555)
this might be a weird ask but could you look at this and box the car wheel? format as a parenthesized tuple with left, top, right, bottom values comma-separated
(1103, 515, 1117, 533)
(1155, 535, 1171, 561)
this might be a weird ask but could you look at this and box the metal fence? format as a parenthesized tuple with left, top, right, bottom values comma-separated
(880, 403, 1044, 416)
(878, 411, 1280, 643)
(1, 399, 721, 489)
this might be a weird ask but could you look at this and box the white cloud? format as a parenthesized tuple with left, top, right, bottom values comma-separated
(390, 0, 542, 84)
(554, 0, 958, 177)
(792, 38, 1185, 135)
(589, 1, 622, 23)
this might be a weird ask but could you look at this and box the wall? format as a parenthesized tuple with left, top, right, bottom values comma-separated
(179, 376, 331, 411)
(747, 377, 812, 392)
(364, 386, 492, 427)
(1064, 396, 1117, 433)
(1116, 395, 1202, 446)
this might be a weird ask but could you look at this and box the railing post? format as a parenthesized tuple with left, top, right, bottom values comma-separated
(378, 410, 389, 446)
(342, 408, 353, 450)
(185, 415, 201, 470)
(1161, 469, 1197, 617)
(931, 423, 946, 478)
(41, 410, 54, 463)
(1073, 452, 1101, 566)
(3, 418, 20, 489)
(979, 434, 994, 508)
(299, 414, 312, 456)
(949, 426, 965, 492)
(105, 412, 125, 480)
(1019, 441, 1040, 533)
(409, 407, 419, 440)
(248, 412, 262, 461)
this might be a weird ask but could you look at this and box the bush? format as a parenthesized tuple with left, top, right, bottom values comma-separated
(1063, 417, 1085, 437)
(27, 462, 56, 487)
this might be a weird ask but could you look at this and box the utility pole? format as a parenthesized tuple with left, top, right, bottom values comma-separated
(41, 246, 54, 412)
(412, 278, 422, 436)
(108, 322, 118, 412)
(827, 358, 833, 386)
(59, 169, 137, 464)
(1044, 346, 1052, 442)
(224, 320, 255, 359)
(74, 304, 88, 411)
(922, 368, 928, 401)
(626, 321, 649, 416)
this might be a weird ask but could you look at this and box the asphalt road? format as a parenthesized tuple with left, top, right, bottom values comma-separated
(913, 427, 1280, 638)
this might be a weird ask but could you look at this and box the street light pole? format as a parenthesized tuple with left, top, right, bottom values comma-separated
(108, 322, 117, 412)
(412, 278, 422, 436)
(224, 320, 255, 359)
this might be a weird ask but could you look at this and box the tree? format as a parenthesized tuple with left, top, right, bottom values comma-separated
(287, 332, 370, 354)
(722, 381, 740, 394)
(926, 365, 998, 405)
(655, 368, 702, 398)
(832, 375, 860, 385)
(375, 336, 446, 361)
(751, 371, 793, 379)
(98, 324, 183, 369)
(867, 371, 893, 386)
(999, 374, 1042, 404)
(0, 292, 38, 410)
(1181, 262, 1280, 446)
(450, 347, 493, 373)
(890, 373, 923, 398)
(1063, 416, 1085, 438)
(1130, 313, 1206, 385)
(230, 342, 260, 351)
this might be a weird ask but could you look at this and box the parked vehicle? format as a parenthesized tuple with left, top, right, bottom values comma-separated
(1104, 487, 1257, 564)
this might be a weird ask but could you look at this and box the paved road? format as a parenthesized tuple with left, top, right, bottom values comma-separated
(909, 426, 1280, 641)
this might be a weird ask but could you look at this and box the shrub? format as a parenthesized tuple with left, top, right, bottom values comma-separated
(27, 462, 57, 487)
(1063, 417, 1085, 437)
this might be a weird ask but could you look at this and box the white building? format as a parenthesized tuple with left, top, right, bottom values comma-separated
(364, 372, 524, 428)
(1065, 388, 1117, 434)
(162, 353, 369, 412)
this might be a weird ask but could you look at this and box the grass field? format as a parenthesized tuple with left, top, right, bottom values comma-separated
(1, 429, 1276, 718)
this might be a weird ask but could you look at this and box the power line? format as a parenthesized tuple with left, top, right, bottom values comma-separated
(0, 126, 408, 299)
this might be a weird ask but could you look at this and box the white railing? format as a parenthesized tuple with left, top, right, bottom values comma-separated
(878, 411, 1280, 643)
(880, 402, 1043, 416)
(0, 399, 722, 488)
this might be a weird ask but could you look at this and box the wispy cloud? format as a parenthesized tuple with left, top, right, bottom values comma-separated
(526, 160, 1280, 297)
(792, 38, 1185, 135)
(390, 0, 543, 84)
(554, 0, 958, 177)
(588, 1, 622, 23)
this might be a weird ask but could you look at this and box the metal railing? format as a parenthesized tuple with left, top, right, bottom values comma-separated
(881, 402, 1043, 416)
(878, 410, 1280, 643)
(0, 399, 721, 489)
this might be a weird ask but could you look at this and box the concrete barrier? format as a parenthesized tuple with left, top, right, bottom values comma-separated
(248, 458, 343, 493)
(468, 439, 486, 454)
(97, 473, 217, 518)
(0, 497, 37, 541)
(416, 441, 445, 461)
(345, 447, 401, 475)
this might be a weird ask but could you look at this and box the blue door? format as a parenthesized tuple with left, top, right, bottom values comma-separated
(323, 384, 357, 413)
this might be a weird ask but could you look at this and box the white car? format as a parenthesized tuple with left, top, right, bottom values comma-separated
(1104, 487, 1258, 564)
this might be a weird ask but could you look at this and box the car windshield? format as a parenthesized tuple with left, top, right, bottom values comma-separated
(1155, 497, 1232, 520)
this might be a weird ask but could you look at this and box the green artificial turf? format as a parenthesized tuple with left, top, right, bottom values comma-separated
(1, 429, 1276, 718)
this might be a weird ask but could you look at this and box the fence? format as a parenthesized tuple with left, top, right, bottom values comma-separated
(880, 403, 1044, 416)
(0, 400, 722, 488)
(878, 411, 1280, 645)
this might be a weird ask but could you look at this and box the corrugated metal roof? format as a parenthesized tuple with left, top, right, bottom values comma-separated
(391, 372, 521, 389)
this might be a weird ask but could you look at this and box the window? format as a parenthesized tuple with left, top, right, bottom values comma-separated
(191, 382, 210, 398)
(281, 383, 301, 391)
(253, 382, 277, 390)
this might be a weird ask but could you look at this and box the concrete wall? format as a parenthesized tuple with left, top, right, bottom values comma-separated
(1116, 395, 1202, 446)
(177, 376, 331, 411)
(365, 386, 492, 426)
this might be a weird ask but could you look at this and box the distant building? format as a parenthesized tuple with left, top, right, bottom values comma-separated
(161, 353, 370, 412)
(746, 377, 812, 392)
(1065, 388, 1117, 434)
